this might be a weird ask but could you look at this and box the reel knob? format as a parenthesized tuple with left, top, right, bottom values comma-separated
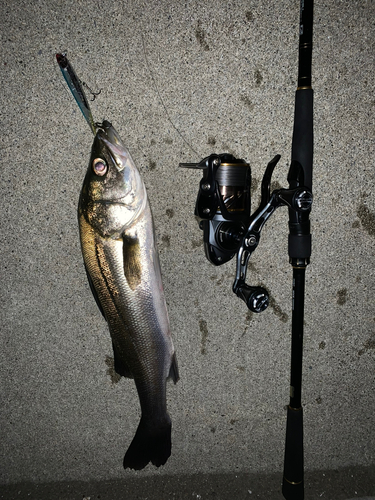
(236, 285, 269, 313)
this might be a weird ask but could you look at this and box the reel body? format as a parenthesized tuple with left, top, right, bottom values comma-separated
(193, 154, 251, 265)
(180, 153, 312, 313)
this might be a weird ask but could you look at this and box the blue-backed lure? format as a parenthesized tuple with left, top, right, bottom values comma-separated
(56, 52, 97, 135)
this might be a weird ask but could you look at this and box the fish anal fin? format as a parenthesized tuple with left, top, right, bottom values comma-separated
(168, 353, 179, 384)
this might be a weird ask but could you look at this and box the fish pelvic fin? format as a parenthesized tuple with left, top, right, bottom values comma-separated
(168, 353, 180, 384)
(123, 415, 172, 470)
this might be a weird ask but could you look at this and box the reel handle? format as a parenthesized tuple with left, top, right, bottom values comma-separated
(235, 284, 269, 313)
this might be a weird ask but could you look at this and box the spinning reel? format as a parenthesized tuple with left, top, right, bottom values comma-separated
(180, 154, 313, 313)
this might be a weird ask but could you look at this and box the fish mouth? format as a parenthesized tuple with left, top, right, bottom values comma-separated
(97, 120, 122, 145)
(95, 121, 128, 172)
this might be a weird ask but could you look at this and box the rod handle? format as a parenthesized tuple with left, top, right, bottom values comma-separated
(291, 88, 313, 192)
(282, 405, 304, 500)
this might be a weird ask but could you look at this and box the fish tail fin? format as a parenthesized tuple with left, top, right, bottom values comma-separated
(123, 415, 172, 470)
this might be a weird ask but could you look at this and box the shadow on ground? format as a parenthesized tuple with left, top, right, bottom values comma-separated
(1, 465, 374, 500)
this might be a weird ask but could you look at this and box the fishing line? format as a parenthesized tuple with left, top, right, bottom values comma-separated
(140, 31, 200, 157)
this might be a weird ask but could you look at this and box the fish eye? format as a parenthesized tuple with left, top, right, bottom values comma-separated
(92, 158, 107, 176)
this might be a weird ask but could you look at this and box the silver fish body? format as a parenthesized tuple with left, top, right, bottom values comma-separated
(78, 121, 178, 470)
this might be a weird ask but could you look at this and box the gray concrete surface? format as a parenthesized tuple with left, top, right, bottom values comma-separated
(1, 0, 374, 498)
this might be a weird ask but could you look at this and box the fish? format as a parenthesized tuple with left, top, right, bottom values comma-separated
(78, 120, 179, 470)
(56, 53, 97, 135)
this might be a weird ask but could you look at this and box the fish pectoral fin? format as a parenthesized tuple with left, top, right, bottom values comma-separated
(122, 234, 142, 291)
(168, 353, 179, 384)
(84, 264, 106, 320)
(112, 341, 134, 379)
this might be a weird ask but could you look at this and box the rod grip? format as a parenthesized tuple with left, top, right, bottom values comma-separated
(282, 406, 304, 500)
(288, 220, 311, 260)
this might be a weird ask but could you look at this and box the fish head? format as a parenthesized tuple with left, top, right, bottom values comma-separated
(79, 121, 147, 238)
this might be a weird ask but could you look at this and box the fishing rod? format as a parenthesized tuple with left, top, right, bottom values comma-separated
(282, 1, 313, 498)
(180, 1, 313, 498)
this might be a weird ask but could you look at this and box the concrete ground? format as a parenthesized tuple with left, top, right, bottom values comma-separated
(1, 0, 374, 499)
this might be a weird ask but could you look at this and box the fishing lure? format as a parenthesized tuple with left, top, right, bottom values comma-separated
(56, 52, 97, 135)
